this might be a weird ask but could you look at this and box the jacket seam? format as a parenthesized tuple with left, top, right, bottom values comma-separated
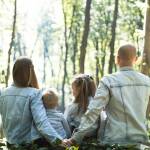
(1, 95, 28, 98)
(110, 84, 150, 88)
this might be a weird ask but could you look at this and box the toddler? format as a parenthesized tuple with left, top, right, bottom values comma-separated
(42, 89, 71, 139)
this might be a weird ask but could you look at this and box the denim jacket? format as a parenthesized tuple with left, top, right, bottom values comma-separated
(0, 85, 62, 144)
(72, 67, 150, 144)
(46, 109, 71, 139)
(64, 97, 94, 130)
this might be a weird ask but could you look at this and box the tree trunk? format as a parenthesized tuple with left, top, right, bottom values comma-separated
(72, 27, 78, 75)
(79, 0, 92, 73)
(5, 0, 17, 87)
(108, 0, 119, 73)
(141, 0, 150, 75)
(101, 40, 106, 77)
(95, 38, 100, 86)
(61, 0, 68, 112)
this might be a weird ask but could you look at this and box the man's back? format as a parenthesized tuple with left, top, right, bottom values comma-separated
(101, 67, 150, 144)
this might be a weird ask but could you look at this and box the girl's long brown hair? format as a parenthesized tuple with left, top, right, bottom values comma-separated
(13, 57, 39, 89)
(72, 74, 96, 113)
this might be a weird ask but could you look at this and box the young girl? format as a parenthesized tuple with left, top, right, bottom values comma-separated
(64, 74, 96, 133)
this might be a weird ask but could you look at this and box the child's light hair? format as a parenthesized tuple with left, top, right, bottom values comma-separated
(42, 88, 59, 109)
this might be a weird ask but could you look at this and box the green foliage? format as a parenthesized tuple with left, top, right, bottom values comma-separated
(0, 141, 144, 150)
(66, 146, 79, 150)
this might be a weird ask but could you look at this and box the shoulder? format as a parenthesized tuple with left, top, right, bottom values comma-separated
(26, 88, 42, 98)
(136, 71, 150, 79)
(66, 102, 78, 111)
(47, 109, 63, 117)
(64, 102, 78, 116)
(88, 96, 94, 102)
(55, 111, 65, 118)
(135, 72, 150, 85)
(99, 74, 112, 87)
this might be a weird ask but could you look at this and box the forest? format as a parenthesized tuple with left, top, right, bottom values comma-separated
(0, 0, 150, 149)
(0, 0, 150, 110)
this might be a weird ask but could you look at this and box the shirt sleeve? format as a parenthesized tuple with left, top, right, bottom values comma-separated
(30, 90, 62, 143)
(72, 78, 110, 144)
(61, 114, 71, 138)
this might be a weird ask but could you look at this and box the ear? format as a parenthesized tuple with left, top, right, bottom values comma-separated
(115, 55, 120, 65)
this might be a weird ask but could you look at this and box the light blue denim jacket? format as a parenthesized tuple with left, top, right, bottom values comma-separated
(46, 109, 71, 139)
(72, 67, 150, 144)
(0, 85, 62, 144)
(64, 97, 94, 129)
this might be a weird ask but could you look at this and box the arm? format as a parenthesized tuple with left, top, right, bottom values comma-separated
(30, 90, 62, 143)
(61, 115, 71, 138)
(70, 80, 110, 144)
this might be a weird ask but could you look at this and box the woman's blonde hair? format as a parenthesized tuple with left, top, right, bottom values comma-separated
(13, 57, 39, 88)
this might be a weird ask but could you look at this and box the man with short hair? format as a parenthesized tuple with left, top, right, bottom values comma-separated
(63, 44, 150, 145)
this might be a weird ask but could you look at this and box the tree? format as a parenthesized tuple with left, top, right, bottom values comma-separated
(5, 0, 17, 87)
(13, 32, 26, 61)
(90, 0, 112, 82)
(61, 0, 83, 110)
(61, 0, 69, 111)
(79, 0, 92, 73)
(69, 3, 83, 75)
(108, 0, 119, 73)
(141, 0, 150, 75)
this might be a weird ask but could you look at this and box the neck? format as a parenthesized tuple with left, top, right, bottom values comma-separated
(118, 61, 133, 68)
(119, 64, 133, 68)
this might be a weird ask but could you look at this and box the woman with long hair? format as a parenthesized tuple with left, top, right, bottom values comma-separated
(0, 57, 62, 147)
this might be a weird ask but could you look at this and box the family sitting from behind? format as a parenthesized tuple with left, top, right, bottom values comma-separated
(0, 44, 150, 149)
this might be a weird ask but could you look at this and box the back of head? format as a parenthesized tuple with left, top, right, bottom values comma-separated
(117, 44, 137, 67)
(42, 89, 58, 109)
(72, 74, 96, 112)
(85, 75, 96, 97)
(13, 56, 39, 88)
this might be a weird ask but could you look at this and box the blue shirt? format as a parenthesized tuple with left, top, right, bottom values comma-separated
(0, 85, 62, 144)
(46, 109, 71, 139)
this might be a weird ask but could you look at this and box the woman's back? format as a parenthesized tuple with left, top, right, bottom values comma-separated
(0, 85, 40, 144)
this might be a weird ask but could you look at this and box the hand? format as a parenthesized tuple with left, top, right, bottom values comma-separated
(62, 138, 76, 147)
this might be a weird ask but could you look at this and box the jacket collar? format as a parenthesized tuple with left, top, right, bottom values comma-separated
(46, 108, 57, 113)
(119, 66, 134, 71)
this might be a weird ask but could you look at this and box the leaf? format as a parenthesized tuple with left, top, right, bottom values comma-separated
(65, 146, 79, 150)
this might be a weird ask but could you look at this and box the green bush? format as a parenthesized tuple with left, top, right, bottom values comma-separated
(0, 141, 141, 150)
